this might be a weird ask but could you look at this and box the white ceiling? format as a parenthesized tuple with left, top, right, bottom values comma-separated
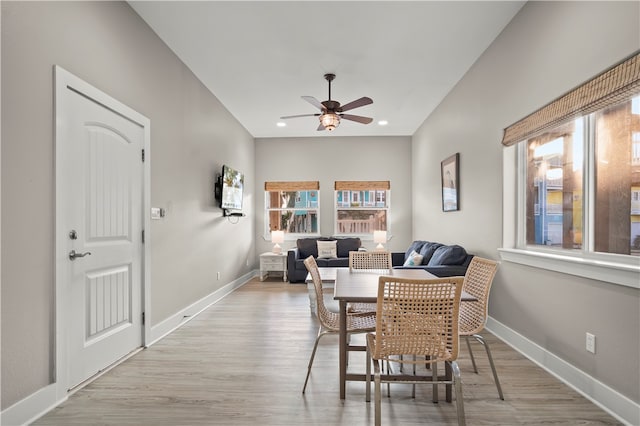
(129, 1, 525, 138)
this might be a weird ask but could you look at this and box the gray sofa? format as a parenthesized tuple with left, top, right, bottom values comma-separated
(287, 237, 362, 283)
(392, 240, 473, 277)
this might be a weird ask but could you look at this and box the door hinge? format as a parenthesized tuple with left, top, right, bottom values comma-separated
(141, 149, 145, 162)
(142, 312, 145, 325)
(142, 229, 145, 243)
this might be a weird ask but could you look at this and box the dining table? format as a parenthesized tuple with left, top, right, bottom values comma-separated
(333, 267, 477, 399)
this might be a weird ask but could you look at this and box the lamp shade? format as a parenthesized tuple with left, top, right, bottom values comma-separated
(373, 230, 387, 251)
(271, 230, 284, 254)
(271, 230, 284, 244)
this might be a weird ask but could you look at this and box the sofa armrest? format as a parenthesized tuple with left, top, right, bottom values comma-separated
(391, 252, 405, 266)
(287, 248, 300, 278)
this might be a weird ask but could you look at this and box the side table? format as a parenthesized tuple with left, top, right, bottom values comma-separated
(259, 252, 288, 282)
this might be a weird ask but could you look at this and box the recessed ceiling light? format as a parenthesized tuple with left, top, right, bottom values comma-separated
(378, 120, 388, 126)
(277, 122, 287, 127)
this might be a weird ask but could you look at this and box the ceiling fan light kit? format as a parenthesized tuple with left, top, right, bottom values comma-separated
(280, 73, 373, 132)
(320, 112, 340, 131)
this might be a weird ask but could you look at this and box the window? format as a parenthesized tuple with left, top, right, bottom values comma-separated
(522, 97, 640, 256)
(265, 181, 319, 238)
(334, 181, 390, 236)
(501, 52, 640, 288)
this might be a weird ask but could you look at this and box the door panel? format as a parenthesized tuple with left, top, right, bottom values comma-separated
(60, 81, 144, 389)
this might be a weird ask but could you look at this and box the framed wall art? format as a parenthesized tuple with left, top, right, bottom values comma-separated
(441, 153, 459, 211)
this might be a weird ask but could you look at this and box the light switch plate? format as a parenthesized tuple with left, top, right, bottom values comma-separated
(151, 207, 163, 220)
(586, 332, 596, 354)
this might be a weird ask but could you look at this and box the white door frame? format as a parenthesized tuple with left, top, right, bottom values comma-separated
(54, 65, 151, 400)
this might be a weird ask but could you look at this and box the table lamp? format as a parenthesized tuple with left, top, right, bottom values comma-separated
(373, 230, 387, 251)
(271, 230, 285, 254)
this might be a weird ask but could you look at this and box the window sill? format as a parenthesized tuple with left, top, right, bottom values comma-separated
(498, 248, 640, 289)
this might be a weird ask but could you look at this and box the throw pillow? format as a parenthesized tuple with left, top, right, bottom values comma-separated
(317, 240, 338, 259)
(404, 240, 426, 261)
(403, 250, 424, 266)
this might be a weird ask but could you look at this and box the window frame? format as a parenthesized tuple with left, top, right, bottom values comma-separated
(264, 182, 321, 241)
(500, 125, 640, 289)
(333, 181, 390, 239)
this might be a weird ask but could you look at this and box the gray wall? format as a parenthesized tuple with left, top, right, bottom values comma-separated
(412, 1, 639, 402)
(254, 136, 412, 254)
(1, 1, 254, 408)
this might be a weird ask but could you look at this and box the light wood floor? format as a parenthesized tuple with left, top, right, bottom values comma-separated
(34, 277, 620, 425)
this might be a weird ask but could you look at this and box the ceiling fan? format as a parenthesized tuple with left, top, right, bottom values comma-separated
(280, 73, 373, 131)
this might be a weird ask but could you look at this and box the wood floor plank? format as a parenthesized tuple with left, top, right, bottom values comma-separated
(33, 278, 621, 425)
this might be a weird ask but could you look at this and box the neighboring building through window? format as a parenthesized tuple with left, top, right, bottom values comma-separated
(334, 181, 390, 236)
(522, 96, 640, 256)
(265, 181, 320, 238)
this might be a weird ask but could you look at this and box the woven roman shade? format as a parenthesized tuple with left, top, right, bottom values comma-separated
(334, 181, 390, 190)
(264, 181, 319, 191)
(502, 51, 640, 146)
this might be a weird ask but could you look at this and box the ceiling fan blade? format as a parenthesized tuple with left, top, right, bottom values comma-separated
(317, 123, 326, 131)
(340, 114, 373, 124)
(280, 113, 321, 119)
(302, 96, 326, 111)
(339, 97, 373, 112)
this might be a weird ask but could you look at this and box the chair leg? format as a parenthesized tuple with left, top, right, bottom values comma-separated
(450, 361, 466, 426)
(366, 341, 372, 402)
(412, 355, 417, 398)
(465, 335, 478, 373)
(374, 363, 382, 426)
(302, 327, 329, 394)
(386, 360, 391, 397)
(473, 334, 504, 400)
(432, 361, 438, 403)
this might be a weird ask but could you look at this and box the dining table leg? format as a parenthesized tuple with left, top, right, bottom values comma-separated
(339, 300, 347, 399)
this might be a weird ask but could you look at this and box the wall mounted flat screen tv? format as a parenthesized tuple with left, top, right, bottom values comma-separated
(218, 164, 244, 210)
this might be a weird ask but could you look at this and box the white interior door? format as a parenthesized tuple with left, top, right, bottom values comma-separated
(56, 67, 148, 389)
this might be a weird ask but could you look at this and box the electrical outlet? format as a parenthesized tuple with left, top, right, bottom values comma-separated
(586, 332, 596, 354)
(217, 271, 221, 280)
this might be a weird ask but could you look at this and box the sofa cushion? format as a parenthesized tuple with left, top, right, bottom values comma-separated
(405, 240, 426, 261)
(335, 237, 362, 258)
(418, 242, 443, 265)
(403, 250, 424, 266)
(297, 238, 320, 258)
(317, 240, 338, 259)
(427, 245, 468, 266)
(315, 258, 330, 267)
(326, 257, 349, 267)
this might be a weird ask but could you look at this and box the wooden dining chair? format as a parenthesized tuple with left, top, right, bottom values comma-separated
(348, 250, 392, 272)
(302, 256, 377, 394)
(347, 251, 392, 313)
(366, 275, 466, 426)
(458, 256, 504, 399)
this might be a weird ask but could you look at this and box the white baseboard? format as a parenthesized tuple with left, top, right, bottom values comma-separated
(0, 383, 63, 426)
(0, 271, 257, 426)
(486, 316, 640, 426)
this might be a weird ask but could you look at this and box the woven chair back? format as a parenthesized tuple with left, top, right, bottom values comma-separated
(372, 276, 463, 364)
(303, 256, 335, 328)
(349, 251, 392, 272)
(458, 257, 498, 336)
